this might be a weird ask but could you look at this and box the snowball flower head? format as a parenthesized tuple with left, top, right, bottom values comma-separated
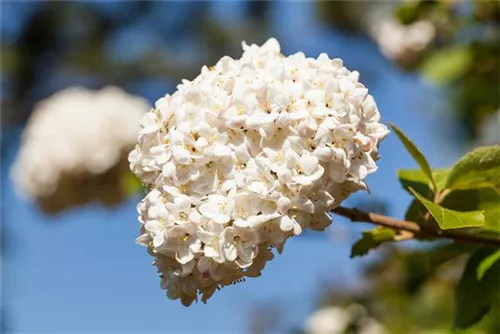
(12, 86, 149, 203)
(130, 38, 389, 306)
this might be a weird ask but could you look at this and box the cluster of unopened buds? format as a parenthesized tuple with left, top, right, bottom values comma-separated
(129, 38, 389, 306)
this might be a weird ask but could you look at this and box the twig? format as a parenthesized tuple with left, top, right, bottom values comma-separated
(332, 206, 500, 247)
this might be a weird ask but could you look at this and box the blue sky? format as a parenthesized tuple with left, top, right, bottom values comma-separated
(1, 2, 466, 333)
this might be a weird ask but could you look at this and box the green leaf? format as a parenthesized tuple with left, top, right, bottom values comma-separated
(477, 249, 500, 281)
(445, 146, 500, 191)
(454, 248, 500, 329)
(390, 124, 436, 191)
(421, 45, 473, 84)
(398, 169, 450, 198)
(121, 171, 144, 196)
(410, 188, 485, 230)
(395, 2, 419, 25)
(429, 242, 477, 269)
(405, 199, 427, 225)
(350, 227, 397, 258)
(441, 187, 500, 234)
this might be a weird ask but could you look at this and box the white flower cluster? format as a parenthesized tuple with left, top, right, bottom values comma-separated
(369, 18, 436, 63)
(12, 86, 149, 199)
(130, 38, 389, 306)
(305, 305, 386, 334)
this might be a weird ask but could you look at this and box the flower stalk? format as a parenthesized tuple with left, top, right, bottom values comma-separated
(332, 206, 500, 247)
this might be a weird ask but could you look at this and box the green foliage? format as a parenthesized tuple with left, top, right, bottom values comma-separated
(390, 124, 437, 191)
(350, 227, 397, 258)
(445, 146, 500, 190)
(390, 127, 500, 331)
(429, 242, 478, 269)
(421, 46, 473, 84)
(405, 199, 428, 225)
(410, 188, 485, 230)
(395, 1, 420, 25)
(477, 249, 500, 281)
(394, 127, 497, 235)
(442, 188, 500, 233)
(454, 248, 500, 329)
(398, 169, 449, 198)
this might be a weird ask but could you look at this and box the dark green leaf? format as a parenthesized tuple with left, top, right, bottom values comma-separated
(445, 146, 500, 191)
(454, 248, 500, 329)
(390, 124, 436, 191)
(351, 227, 397, 258)
(410, 188, 485, 230)
(429, 242, 477, 269)
(477, 249, 500, 281)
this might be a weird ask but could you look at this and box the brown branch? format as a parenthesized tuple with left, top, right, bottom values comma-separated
(332, 206, 500, 247)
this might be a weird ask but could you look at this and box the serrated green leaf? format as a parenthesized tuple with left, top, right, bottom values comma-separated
(454, 248, 500, 329)
(390, 124, 436, 191)
(410, 188, 485, 230)
(445, 146, 500, 191)
(350, 227, 397, 258)
(477, 249, 500, 281)
(421, 45, 473, 84)
(398, 169, 450, 199)
(441, 188, 500, 234)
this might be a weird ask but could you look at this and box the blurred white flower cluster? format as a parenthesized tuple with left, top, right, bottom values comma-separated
(130, 38, 389, 306)
(305, 305, 386, 334)
(12, 86, 148, 210)
(369, 18, 436, 66)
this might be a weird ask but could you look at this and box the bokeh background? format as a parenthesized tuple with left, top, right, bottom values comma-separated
(1, 1, 499, 333)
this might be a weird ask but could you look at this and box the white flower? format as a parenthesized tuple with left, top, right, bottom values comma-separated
(11, 86, 149, 213)
(165, 223, 202, 264)
(199, 194, 234, 224)
(197, 222, 225, 263)
(221, 226, 259, 267)
(131, 38, 388, 305)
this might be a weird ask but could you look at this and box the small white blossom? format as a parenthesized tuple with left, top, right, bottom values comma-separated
(130, 38, 389, 305)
